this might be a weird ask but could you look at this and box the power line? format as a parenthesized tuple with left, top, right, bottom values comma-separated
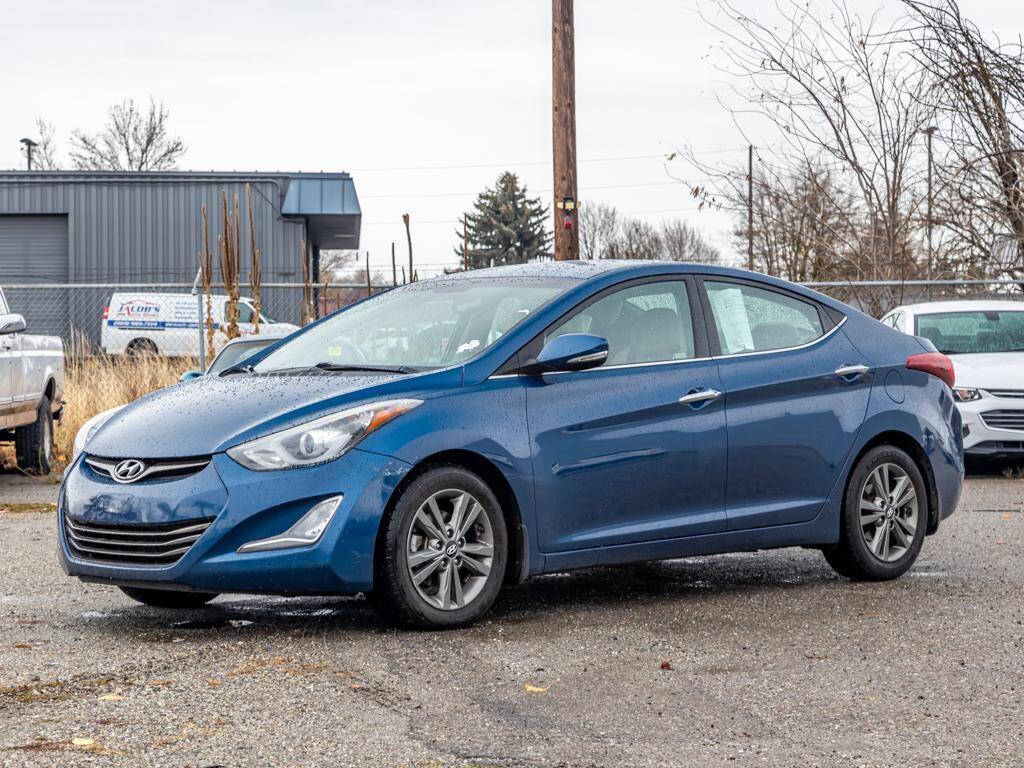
(361, 203, 720, 227)
(348, 153, 667, 173)
(360, 180, 683, 200)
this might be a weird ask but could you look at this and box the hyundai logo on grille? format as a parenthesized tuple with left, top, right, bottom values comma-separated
(112, 459, 147, 483)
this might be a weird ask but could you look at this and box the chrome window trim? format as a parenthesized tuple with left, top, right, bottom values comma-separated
(708, 316, 847, 361)
(489, 316, 847, 378)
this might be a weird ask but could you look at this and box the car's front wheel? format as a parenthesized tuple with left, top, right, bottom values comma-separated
(372, 466, 507, 629)
(823, 445, 927, 580)
(120, 587, 218, 608)
(15, 395, 54, 475)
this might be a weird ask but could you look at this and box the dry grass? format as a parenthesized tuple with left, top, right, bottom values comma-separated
(55, 354, 197, 470)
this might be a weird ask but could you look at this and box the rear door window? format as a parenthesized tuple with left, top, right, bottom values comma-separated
(704, 281, 824, 355)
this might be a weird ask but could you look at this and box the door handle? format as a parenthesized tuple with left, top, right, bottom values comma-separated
(679, 388, 722, 406)
(835, 364, 870, 378)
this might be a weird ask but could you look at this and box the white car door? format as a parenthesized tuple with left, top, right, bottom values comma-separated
(0, 289, 16, 420)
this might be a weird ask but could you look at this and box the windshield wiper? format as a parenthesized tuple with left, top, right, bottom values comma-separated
(220, 364, 255, 376)
(311, 362, 419, 374)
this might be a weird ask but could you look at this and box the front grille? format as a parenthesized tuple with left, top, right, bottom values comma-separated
(987, 389, 1024, 399)
(980, 410, 1024, 432)
(85, 455, 211, 484)
(64, 514, 214, 566)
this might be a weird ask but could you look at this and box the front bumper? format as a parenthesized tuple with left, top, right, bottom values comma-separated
(958, 395, 1024, 457)
(58, 448, 410, 595)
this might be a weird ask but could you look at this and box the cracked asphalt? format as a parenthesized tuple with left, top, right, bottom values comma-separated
(2, 470, 1023, 767)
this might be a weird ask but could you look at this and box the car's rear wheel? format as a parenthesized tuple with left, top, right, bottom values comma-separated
(15, 395, 54, 475)
(823, 445, 927, 580)
(120, 587, 218, 608)
(372, 466, 507, 629)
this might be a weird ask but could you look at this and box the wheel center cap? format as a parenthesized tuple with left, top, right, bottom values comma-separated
(445, 543, 458, 557)
(886, 507, 895, 519)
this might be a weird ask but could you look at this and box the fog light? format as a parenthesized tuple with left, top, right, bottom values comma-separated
(237, 496, 342, 554)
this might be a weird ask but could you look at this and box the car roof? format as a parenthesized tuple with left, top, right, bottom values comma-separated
(434, 259, 776, 282)
(890, 299, 1024, 315)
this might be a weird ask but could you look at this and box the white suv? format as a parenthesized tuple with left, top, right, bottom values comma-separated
(882, 300, 1024, 459)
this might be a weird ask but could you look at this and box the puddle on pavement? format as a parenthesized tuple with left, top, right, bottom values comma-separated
(170, 618, 253, 630)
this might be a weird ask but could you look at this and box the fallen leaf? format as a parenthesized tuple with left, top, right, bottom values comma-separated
(13, 642, 32, 649)
(149, 679, 174, 687)
(205, 679, 222, 687)
(660, 661, 673, 670)
(805, 654, 828, 660)
(97, 693, 122, 701)
(72, 738, 95, 747)
(523, 683, 549, 693)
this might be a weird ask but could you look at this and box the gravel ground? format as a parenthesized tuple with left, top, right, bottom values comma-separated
(1, 472, 1022, 767)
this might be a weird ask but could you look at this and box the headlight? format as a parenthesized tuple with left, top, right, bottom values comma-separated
(227, 398, 422, 471)
(953, 388, 981, 402)
(72, 406, 124, 462)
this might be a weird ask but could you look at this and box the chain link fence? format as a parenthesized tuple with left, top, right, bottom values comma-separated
(803, 279, 1023, 316)
(4, 282, 390, 358)
(4, 277, 1021, 358)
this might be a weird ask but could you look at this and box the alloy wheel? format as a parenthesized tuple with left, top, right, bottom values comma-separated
(859, 462, 918, 563)
(406, 489, 494, 611)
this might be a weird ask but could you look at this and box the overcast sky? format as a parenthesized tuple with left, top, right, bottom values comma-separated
(2, 1, 1020, 277)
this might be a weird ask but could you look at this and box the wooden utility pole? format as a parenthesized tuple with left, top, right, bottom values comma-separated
(365, 252, 372, 297)
(462, 214, 470, 271)
(391, 242, 397, 287)
(402, 213, 414, 282)
(552, 0, 579, 261)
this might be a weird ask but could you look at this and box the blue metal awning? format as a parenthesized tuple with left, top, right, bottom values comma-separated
(282, 174, 361, 250)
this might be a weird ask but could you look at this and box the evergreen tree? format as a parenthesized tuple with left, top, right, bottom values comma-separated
(455, 172, 551, 269)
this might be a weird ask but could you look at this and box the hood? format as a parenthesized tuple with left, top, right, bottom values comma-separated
(950, 352, 1024, 389)
(86, 370, 426, 459)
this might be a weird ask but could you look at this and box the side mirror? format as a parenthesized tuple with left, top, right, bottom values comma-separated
(179, 369, 202, 382)
(521, 333, 609, 375)
(0, 313, 26, 335)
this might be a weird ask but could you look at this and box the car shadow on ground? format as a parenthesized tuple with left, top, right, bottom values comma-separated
(75, 551, 840, 637)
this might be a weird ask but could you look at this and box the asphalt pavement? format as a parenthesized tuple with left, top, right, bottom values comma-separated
(2, 470, 1022, 767)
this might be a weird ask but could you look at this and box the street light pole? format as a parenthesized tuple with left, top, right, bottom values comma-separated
(923, 126, 937, 284)
(552, 0, 579, 261)
(19, 138, 37, 171)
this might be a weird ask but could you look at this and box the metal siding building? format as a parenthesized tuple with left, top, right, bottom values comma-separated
(0, 171, 360, 342)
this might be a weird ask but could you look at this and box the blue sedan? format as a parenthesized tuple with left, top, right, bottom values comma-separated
(60, 261, 963, 628)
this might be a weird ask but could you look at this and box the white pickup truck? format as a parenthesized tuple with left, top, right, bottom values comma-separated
(0, 287, 65, 474)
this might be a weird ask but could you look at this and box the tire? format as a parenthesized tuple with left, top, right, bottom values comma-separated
(823, 445, 928, 581)
(125, 338, 159, 356)
(120, 587, 218, 608)
(372, 465, 508, 629)
(15, 395, 54, 475)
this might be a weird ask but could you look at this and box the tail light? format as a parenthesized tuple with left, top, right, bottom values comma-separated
(102, 306, 109, 320)
(906, 352, 955, 388)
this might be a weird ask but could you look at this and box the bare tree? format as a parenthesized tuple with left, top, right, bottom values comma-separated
(661, 220, 719, 263)
(69, 98, 186, 171)
(725, 163, 858, 282)
(23, 119, 60, 170)
(579, 202, 621, 260)
(319, 250, 359, 281)
(692, 1, 934, 286)
(905, 0, 1024, 281)
(579, 199, 719, 262)
(617, 220, 663, 260)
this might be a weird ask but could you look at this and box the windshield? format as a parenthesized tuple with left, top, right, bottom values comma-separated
(209, 338, 278, 374)
(254, 277, 574, 372)
(915, 310, 1024, 354)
